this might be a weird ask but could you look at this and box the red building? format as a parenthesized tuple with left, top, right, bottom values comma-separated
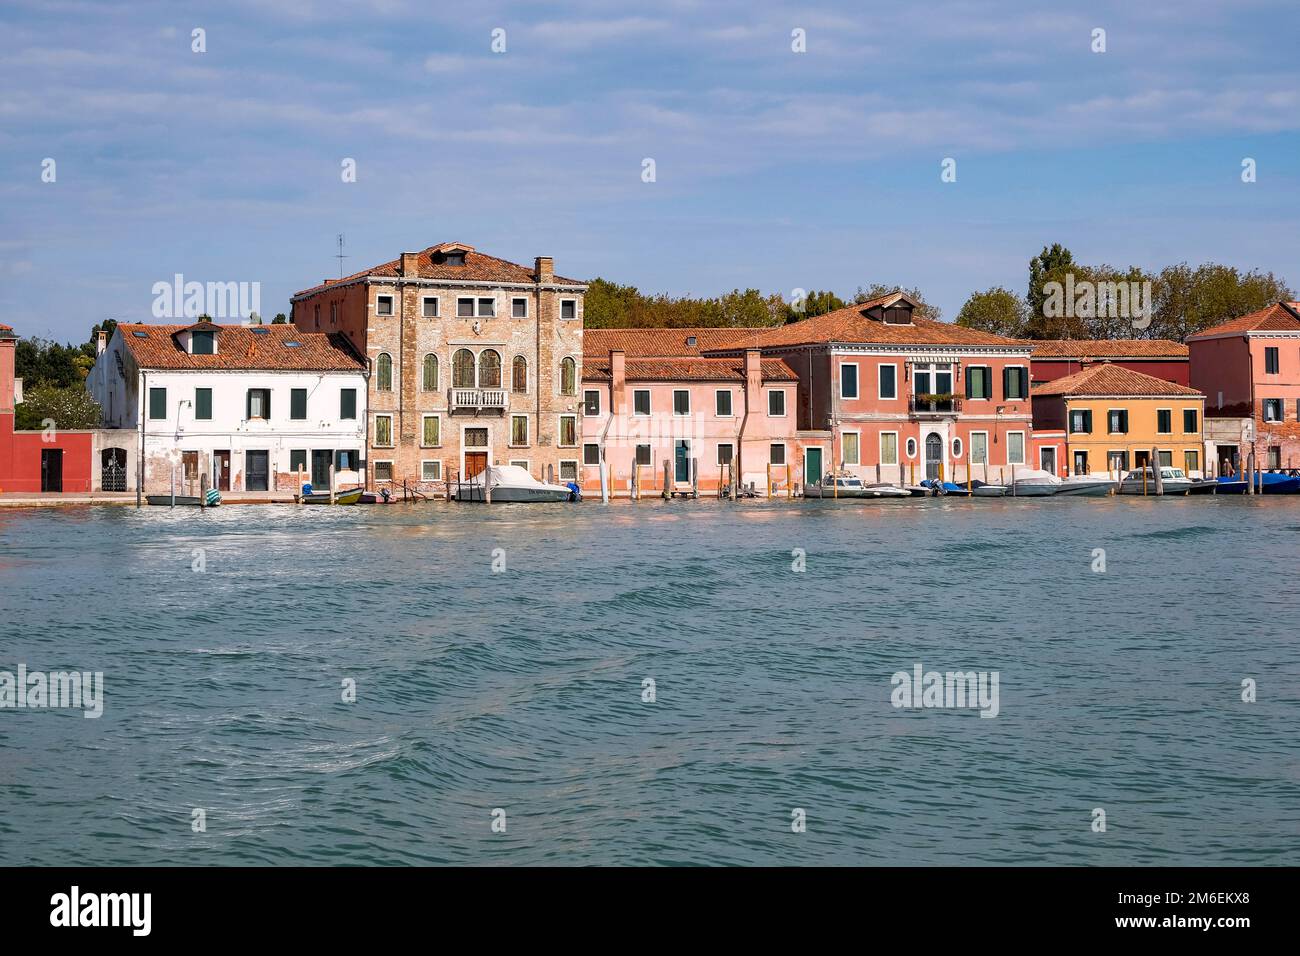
(0, 323, 97, 493)
(1028, 339, 1189, 386)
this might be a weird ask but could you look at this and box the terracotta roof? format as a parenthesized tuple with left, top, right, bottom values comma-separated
(116, 324, 366, 372)
(1028, 339, 1188, 359)
(294, 242, 584, 297)
(1031, 363, 1202, 398)
(584, 356, 798, 383)
(1186, 302, 1300, 339)
(583, 328, 766, 358)
(716, 303, 1028, 350)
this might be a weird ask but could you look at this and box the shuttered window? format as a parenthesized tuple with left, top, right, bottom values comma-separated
(340, 389, 356, 420)
(195, 388, 212, 421)
(422, 416, 440, 447)
(149, 387, 167, 420)
(290, 388, 307, 420)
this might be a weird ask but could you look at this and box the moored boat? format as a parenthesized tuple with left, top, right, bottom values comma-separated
(1054, 477, 1115, 496)
(970, 480, 1007, 497)
(146, 488, 221, 507)
(1118, 467, 1194, 495)
(298, 487, 364, 505)
(455, 464, 575, 502)
(1009, 469, 1062, 496)
(804, 474, 912, 498)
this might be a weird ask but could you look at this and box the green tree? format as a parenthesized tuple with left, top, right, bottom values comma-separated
(272, 313, 289, 324)
(956, 287, 1028, 337)
(1027, 243, 1075, 321)
(14, 385, 103, 430)
(1150, 263, 1294, 341)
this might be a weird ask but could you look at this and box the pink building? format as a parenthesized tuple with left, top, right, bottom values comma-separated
(701, 293, 1040, 484)
(1188, 301, 1300, 473)
(580, 330, 811, 496)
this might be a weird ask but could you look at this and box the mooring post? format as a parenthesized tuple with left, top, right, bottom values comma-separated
(662, 460, 670, 499)
(691, 457, 699, 498)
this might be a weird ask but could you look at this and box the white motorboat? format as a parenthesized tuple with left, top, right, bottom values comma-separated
(455, 465, 576, 502)
(1118, 466, 1194, 495)
(804, 475, 911, 498)
(970, 481, 1008, 497)
(1009, 469, 1062, 497)
(1054, 476, 1115, 496)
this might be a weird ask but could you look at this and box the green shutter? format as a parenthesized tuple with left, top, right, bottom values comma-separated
(149, 387, 166, 419)
(195, 388, 212, 420)
(291, 388, 307, 420)
(340, 389, 356, 420)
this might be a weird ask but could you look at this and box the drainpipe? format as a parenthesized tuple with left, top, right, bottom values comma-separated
(737, 380, 749, 494)
(137, 370, 145, 507)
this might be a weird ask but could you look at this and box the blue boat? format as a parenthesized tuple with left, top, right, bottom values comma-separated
(919, 479, 972, 497)
(1216, 472, 1300, 494)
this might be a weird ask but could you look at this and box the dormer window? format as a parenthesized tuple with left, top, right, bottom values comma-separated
(433, 250, 467, 266)
(191, 330, 215, 354)
(686, 336, 697, 347)
(883, 306, 912, 325)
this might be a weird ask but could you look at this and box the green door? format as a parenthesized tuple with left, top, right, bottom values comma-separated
(674, 440, 691, 483)
(805, 447, 823, 486)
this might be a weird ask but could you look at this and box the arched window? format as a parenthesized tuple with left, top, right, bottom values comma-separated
(560, 356, 576, 396)
(453, 349, 475, 388)
(905, 437, 918, 459)
(478, 349, 501, 388)
(512, 355, 527, 393)
(952, 437, 964, 458)
(376, 353, 393, 391)
(422, 354, 439, 391)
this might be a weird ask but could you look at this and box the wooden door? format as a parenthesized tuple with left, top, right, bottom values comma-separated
(465, 452, 488, 478)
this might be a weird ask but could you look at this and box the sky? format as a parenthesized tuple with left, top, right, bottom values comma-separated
(1, 0, 1298, 342)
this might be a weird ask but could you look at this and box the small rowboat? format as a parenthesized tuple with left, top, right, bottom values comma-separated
(297, 487, 364, 505)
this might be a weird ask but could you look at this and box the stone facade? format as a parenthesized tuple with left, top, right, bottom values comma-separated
(291, 243, 586, 492)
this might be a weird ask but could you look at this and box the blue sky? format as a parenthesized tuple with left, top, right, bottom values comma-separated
(2, 0, 1298, 341)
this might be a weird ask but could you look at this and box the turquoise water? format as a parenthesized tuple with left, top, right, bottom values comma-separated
(1, 496, 1297, 866)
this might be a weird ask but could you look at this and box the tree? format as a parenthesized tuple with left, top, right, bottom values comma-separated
(1150, 263, 1294, 341)
(14, 339, 82, 388)
(272, 313, 289, 325)
(14, 385, 103, 430)
(1027, 243, 1075, 321)
(957, 287, 1028, 337)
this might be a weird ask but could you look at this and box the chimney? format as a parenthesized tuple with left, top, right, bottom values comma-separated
(400, 252, 421, 276)
(535, 256, 554, 283)
(610, 349, 626, 414)
(745, 349, 763, 413)
(97, 330, 108, 355)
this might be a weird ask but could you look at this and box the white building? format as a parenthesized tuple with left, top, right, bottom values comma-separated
(87, 322, 369, 494)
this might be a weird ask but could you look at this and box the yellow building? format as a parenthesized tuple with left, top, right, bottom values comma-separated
(1031, 364, 1205, 477)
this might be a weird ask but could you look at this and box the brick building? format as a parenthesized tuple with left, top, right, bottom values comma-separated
(291, 242, 586, 490)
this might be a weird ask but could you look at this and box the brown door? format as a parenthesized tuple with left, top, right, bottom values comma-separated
(213, 451, 231, 490)
(465, 452, 488, 478)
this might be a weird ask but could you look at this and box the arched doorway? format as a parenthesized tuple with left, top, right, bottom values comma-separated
(925, 433, 943, 480)
(101, 447, 127, 491)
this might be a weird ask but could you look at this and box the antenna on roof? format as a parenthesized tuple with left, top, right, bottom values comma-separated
(335, 233, 348, 278)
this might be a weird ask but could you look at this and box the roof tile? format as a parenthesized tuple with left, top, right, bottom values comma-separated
(1028, 339, 1188, 359)
(116, 324, 365, 372)
(1031, 363, 1202, 398)
(295, 242, 584, 297)
(1186, 302, 1300, 340)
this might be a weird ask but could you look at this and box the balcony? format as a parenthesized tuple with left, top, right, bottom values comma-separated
(909, 394, 962, 416)
(450, 388, 507, 412)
